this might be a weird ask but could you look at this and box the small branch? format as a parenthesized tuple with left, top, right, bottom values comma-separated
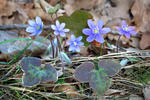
(0, 24, 51, 30)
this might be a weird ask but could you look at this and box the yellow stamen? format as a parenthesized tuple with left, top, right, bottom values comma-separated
(125, 27, 128, 31)
(37, 26, 40, 30)
(94, 30, 98, 34)
(74, 42, 77, 45)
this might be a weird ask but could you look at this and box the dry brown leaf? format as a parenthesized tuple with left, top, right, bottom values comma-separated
(64, 0, 104, 15)
(140, 32, 150, 49)
(132, 0, 150, 33)
(0, 1, 28, 25)
(27, 0, 51, 20)
(53, 85, 80, 98)
(131, 0, 150, 49)
(103, 0, 134, 19)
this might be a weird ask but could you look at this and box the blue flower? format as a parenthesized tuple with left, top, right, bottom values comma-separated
(67, 35, 84, 52)
(116, 20, 137, 38)
(26, 16, 43, 36)
(82, 19, 111, 43)
(51, 20, 69, 37)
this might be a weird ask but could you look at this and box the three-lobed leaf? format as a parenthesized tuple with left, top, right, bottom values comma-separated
(89, 69, 111, 95)
(74, 59, 122, 95)
(21, 57, 58, 87)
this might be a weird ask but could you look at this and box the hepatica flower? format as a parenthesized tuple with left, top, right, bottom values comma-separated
(26, 16, 43, 36)
(51, 20, 69, 37)
(116, 20, 137, 38)
(82, 19, 111, 43)
(67, 35, 84, 52)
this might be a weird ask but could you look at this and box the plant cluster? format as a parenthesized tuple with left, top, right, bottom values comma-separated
(21, 4, 137, 95)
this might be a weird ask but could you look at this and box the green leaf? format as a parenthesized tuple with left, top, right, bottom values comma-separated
(98, 60, 122, 76)
(120, 59, 128, 66)
(58, 10, 92, 46)
(21, 57, 58, 87)
(54, 4, 60, 12)
(0, 38, 32, 44)
(21, 57, 42, 72)
(74, 62, 95, 82)
(59, 52, 72, 65)
(22, 68, 41, 87)
(41, 64, 58, 83)
(89, 69, 111, 95)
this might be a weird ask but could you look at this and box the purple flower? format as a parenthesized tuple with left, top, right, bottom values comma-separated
(51, 20, 69, 37)
(26, 16, 43, 36)
(67, 35, 84, 52)
(82, 19, 111, 43)
(116, 20, 137, 38)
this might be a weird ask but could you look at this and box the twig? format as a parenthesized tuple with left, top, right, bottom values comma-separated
(0, 24, 51, 30)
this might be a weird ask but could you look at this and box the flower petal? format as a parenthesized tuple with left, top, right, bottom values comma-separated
(69, 45, 75, 51)
(128, 26, 135, 31)
(116, 26, 122, 31)
(26, 26, 35, 33)
(82, 28, 91, 35)
(86, 36, 95, 42)
(51, 25, 56, 30)
(124, 33, 130, 39)
(97, 20, 104, 29)
(54, 31, 60, 35)
(67, 40, 72, 45)
(130, 31, 137, 35)
(60, 32, 66, 37)
(116, 27, 124, 35)
(77, 41, 84, 46)
(75, 46, 80, 52)
(37, 29, 43, 35)
(28, 20, 36, 26)
(64, 29, 69, 32)
(60, 23, 65, 30)
(122, 20, 127, 28)
(96, 35, 104, 43)
(29, 32, 37, 36)
(101, 28, 111, 34)
(56, 20, 60, 26)
(76, 36, 82, 41)
(36, 16, 42, 25)
(70, 35, 76, 41)
(88, 19, 96, 29)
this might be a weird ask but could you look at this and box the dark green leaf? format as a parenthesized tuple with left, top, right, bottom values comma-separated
(59, 52, 72, 65)
(21, 57, 41, 72)
(98, 60, 121, 76)
(41, 64, 58, 83)
(21, 57, 58, 87)
(89, 69, 111, 95)
(58, 10, 92, 46)
(22, 69, 41, 87)
(74, 62, 95, 82)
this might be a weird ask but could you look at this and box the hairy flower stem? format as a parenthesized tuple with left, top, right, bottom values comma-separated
(56, 32, 65, 73)
(50, 15, 54, 24)
(100, 44, 103, 56)
(55, 13, 66, 73)
(55, 12, 58, 20)
(50, 36, 55, 58)
(116, 35, 121, 53)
